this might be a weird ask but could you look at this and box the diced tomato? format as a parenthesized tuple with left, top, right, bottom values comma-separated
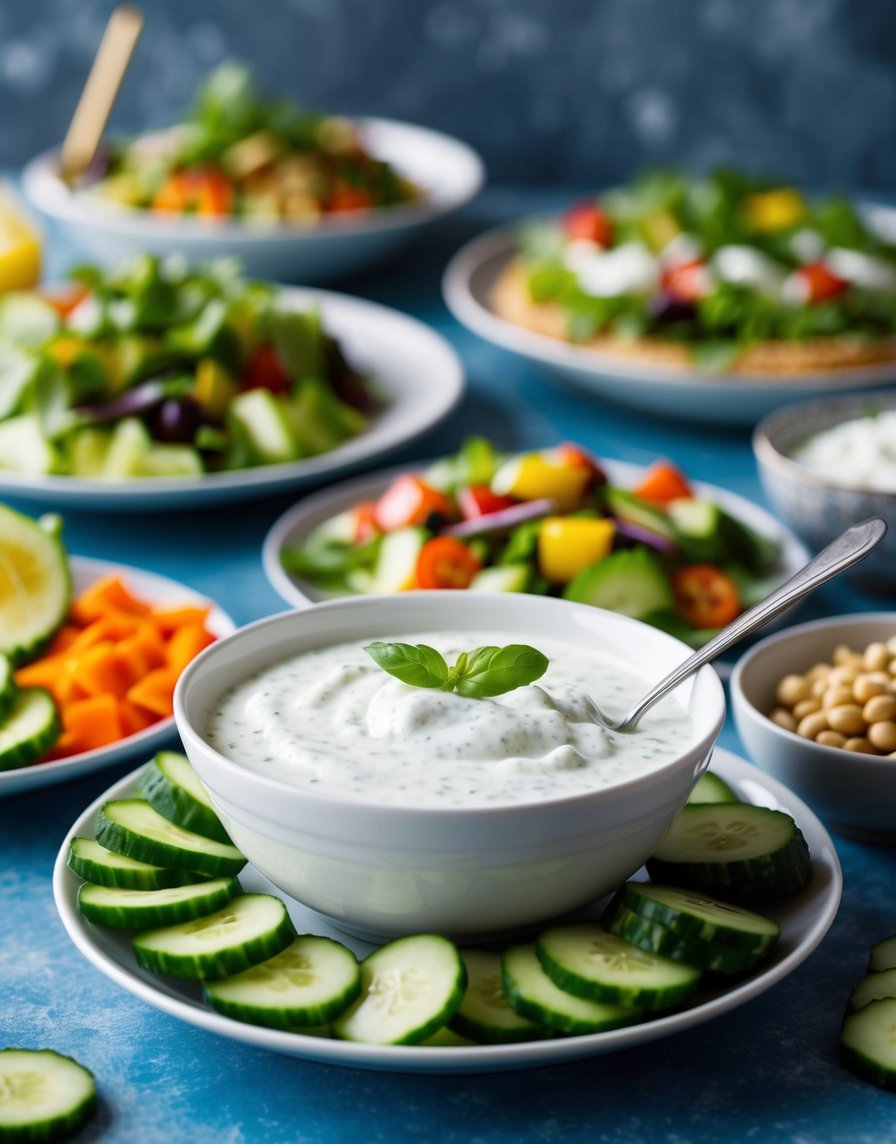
(551, 443, 607, 488)
(327, 185, 374, 213)
(563, 202, 613, 246)
(635, 460, 693, 505)
(240, 346, 292, 394)
(374, 475, 455, 532)
(797, 261, 848, 303)
(151, 169, 234, 216)
(415, 537, 481, 590)
(672, 565, 741, 629)
(41, 282, 90, 320)
(457, 485, 517, 520)
(660, 259, 710, 303)
(352, 502, 381, 544)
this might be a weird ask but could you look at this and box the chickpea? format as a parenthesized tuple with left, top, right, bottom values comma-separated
(844, 737, 877, 754)
(770, 708, 798, 733)
(828, 665, 859, 688)
(853, 672, 892, 704)
(793, 698, 822, 720)
(806, 663, 834, 683)
(811, 678, 829, 699)
(833, 644, 858, 666)
(868, 721, 896, 753)
(816, 730, 847, 749)
(822, 685, 857, 710)
(863, 694, 896, 724)
(826, 704, 866, 736)
(776, 674, 811, 708)
(864, 642, 891, 672)
(797, 711, 830, 740)
(886, 635, 896, 656)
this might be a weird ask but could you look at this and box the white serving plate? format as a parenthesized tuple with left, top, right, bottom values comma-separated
(53, 748, 841, 1074)
(262, 456, 810, 610)
(441, 217, 896, 427)
(23, 118, 485, 283)
(0, 556, 234, 797)
(0, 286, 464, 511)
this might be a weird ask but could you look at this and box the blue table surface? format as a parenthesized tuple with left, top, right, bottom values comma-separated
(3, 186, 896, 1144)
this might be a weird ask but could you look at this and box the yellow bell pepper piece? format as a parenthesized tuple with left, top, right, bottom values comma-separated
(0, 185, 42, 293)
(537, 517, 616, 583)
(492, 452, 592, 512)
(743, 188, 807, 232)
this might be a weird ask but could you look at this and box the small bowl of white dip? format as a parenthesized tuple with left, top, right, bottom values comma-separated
(174, 592, 724, 940)
(754, 392, 896, 594)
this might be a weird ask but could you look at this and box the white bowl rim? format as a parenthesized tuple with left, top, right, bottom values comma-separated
(174, 591, 726, 818)
(731, 609, 896, 768)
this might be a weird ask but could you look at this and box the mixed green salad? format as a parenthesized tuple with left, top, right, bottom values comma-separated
(282, 437, 784, 647)
(0, 255, 374, 480)
(88, 63, 420, 223)
(517, 169, 896, 368)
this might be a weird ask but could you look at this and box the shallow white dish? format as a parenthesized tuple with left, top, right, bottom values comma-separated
(262, 456, 810, 610)
(0, 287, 464, 511)
(0, 556, 234, 797)
(441, 221, 896, 427)
(53, 748, 841, 1074)
(23, 118, 485, 284)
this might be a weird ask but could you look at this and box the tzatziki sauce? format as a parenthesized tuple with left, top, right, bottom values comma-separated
(790, 410, 896, 493)
(205, 631, 695, 808)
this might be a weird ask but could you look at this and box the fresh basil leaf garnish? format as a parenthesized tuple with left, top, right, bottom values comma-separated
(453, 644, 550, 699)
(363, 642, 450, 689)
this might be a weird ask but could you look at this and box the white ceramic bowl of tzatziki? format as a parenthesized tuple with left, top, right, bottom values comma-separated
(754, 391, 896, 594)
(174, 592, 725, 940)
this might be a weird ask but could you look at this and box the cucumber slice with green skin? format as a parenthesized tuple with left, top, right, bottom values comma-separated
(138, 752, 232, 844)
(331, 934, 466, 1046)
(847, 969, 896, 1013)
(0, 504, 71, 666)
(501, 943, 640, 1035)
(78, 876, 240, 930)
(421, 1026, 476, 1047)
(536, 924, 701, 1011)
(647, 804, 812, 906)
(370, 527, 430, 594)
(602, 905, 764, 976)
(562, 547, 674, 619)
(467, 564, 533, 594)
(0, 689, 60, 772)
(230, 389, 301, 465)
(614, 883, 780, 953)
(95, 799, 246, 877)
(688, 770, 740, 805)
(450, 949, 547, 1044)
(666, 498, 726, 563)
(869, 935, 896, 973)
(0, 1047, 96, 1143)
(67, 837, 201, 890)
(840, 997, 896, 1091)
(133, 893, 296, 981)
(204, 934, 361, 1029)
(0, 654, 15, 721)
(0, 414, 62, 476)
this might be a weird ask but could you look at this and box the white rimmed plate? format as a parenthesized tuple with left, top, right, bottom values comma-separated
(261, 456, 810, 610)
(23, 119, 484, 283)
(441, 219, 896, 427)
(0, 287, 464, 511)
(0, 556, 234, 797)
(52, 748, 841, 1074)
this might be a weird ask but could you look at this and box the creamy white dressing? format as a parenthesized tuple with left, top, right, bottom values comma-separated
(711, 245, 785, 298)
(564, 241, 659, 298)
(791, 410, 896, 492)
(206, 631, 695, 808)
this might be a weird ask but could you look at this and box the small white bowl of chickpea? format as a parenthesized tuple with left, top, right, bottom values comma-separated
(731, 612, 896, 840)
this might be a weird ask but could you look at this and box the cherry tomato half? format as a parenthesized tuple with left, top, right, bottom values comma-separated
(672, 565, 741, 630)
(240, 346, 292, 394)
(457, 485, 517, 520)
(152, 169, 234, 217)
(798, 261, 848, 303)
(563, 202, 613, 246)
(374, 476, 455, 532)
(415, 537, 481, 590)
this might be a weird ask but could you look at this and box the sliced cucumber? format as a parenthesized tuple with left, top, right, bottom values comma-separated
(132, 893, 296, 981)
(332, 934, 466, 1046)
(869, 934, 896, 973)
(0, 1047, 96, 1142)
(230, 388, 300, 465)
(840, 997, 896, 1091)
(450, 949, 546, 1044)
(667, 498, 726, 563)
(0, 688, 60, 772)
(604, 488, 677, 542)
(613, 883, 780, 953)
(688, 770, 740, 805)
(369, 527, 429, 593)
(78, 876, 239, 930)
(847, 969, 896, 1013)
(204, 934, 361, 1029)
(421, 1026, 476, 1047)
(501, 943, 639, 1035)
(536, 923, 701, 1011)
(0, 654, 15, 720)
(602, 905, 764, 976)
(0, 504, 71, 665)
(66, 425, 113, 478)
(140, 443, 204, 478)
(467, 564, 532, 594)
(102, 417, 154, 479)
(138, 751, 231, 843)
(563, 547, 674, 619)
(68, 837, 201, 890)
(647, 803, 812, 905)
(95, 799, 246, 877)
(0, 414, 61, 475)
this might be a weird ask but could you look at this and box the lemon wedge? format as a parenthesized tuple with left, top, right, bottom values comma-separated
(0, 504, 71, 664)
(0, 184, 42, 293)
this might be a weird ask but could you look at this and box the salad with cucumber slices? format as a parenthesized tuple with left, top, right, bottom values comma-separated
(281, 438, 785, 647)
(0, 254, 373, 481)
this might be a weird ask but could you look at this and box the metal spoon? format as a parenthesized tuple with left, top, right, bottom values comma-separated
(602, 516, 887, 734)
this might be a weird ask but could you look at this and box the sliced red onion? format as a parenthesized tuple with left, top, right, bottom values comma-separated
(442, 498, 555, 538)
(614, 518, 678, 554)
(74, 380, 168, 424)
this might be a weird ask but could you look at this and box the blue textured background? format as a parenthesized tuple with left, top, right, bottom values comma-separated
(2, 0, 896, 189)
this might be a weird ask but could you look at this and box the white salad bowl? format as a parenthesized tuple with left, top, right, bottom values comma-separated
(22, 118, 485, 283)
(174, 592, 725, 940)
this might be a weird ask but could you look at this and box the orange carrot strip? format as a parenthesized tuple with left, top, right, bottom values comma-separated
(71, 575, 152, 624)
(118, 700, 158, 737)
(634, 460, 694, 505)
(126, 668, 178, 719)
(150, 605, 212, 635)
(165, 623, 216, 675)
(45, 625, 81, 655)
(116, 622, 168, 680)
(57, 693, 123, 754)
(75, 641, 134, 700)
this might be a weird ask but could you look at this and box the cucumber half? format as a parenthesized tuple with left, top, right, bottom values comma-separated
(68, 837, 202, 890)
(613, 883, 780, 953)
(0, 1048, 96, 1142)
(138, 751, 232, 844)
(0, 688, 60, 772)
(78, 876, 240, 930)
(0, 504, 71, 665)
(95, 799, 246, 877)
(840, 997, 896, 1091)
(451, 949, 547, 1044)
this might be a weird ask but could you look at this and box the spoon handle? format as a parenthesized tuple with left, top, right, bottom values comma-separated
(616, 516, 887, 733)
